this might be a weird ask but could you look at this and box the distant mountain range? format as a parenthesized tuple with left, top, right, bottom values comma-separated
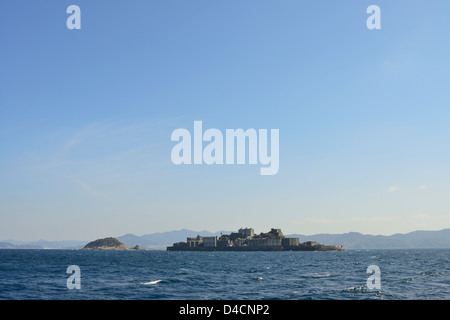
(0, 239, 88, 250)
(288, 228, 450, 249)
(2, 228, 450, 250)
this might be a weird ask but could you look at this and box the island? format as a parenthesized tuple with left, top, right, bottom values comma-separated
(167, 228, 343, 251)
(82, 237, 143, 250)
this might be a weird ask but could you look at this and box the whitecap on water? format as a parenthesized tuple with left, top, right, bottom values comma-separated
(141, 280, 162, 285)
(312, 273, 333, 278)
(303, 273, 334, 278)
(343, 286, 367, 292)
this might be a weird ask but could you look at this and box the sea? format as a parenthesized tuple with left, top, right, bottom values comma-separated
(0, 249, 448, 300)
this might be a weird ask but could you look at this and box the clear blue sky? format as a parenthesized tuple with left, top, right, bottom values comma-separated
(1, 1, 450, 241)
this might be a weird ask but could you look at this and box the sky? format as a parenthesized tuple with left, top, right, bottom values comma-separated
(1, 1, 450, 241)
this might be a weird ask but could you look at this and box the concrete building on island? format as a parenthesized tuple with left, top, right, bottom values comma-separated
(167, 228, 343, 251)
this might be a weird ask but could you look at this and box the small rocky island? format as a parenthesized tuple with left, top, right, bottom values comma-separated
(82, 237, 142, 250)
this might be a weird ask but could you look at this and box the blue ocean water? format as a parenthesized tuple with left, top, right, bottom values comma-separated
(0, 249, 448, 300)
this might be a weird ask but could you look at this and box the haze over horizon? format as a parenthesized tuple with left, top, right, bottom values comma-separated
(2, 1, 450, 242)
(3, 226, 450, 243)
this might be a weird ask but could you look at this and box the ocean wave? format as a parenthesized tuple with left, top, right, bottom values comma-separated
(302, 273, 335, 278)
(311, 273, 334, 278)
(343, 286, 367, 292)
(140, 280, 162, 285)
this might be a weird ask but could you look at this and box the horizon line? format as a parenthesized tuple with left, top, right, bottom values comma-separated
(3, 227, 450, 243)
